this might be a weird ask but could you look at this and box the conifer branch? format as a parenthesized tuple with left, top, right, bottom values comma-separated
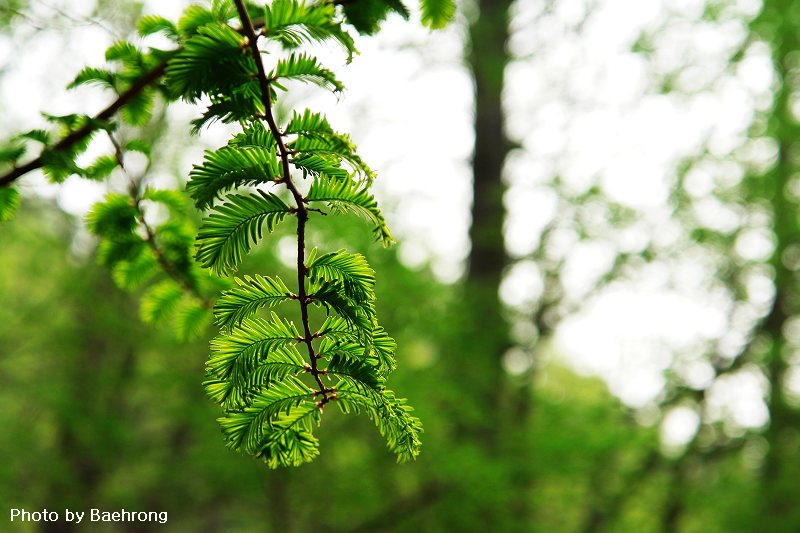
(233, 0, 329, 406)
(11, 0, 441, 468)
(108, 131, 212, 309)
(138, 208, 213, 309)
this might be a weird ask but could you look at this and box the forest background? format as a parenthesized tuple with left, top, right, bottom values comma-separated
(2, 0, 799, 531)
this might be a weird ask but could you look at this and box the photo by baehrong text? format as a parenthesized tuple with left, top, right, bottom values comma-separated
(9, 508, 168, 524)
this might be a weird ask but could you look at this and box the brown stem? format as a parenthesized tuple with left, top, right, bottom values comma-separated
(233, 0, 329, 405)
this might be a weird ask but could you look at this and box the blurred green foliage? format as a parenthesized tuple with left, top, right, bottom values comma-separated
(0, 200, 747, 532)
(6, 0, 800, 531)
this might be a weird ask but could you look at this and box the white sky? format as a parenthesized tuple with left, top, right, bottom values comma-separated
(0, 0, 778, 448)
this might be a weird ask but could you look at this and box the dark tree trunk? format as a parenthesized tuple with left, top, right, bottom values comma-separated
(751, 3, 800, 529)
(459, 0, 513, 444)
(454, 0, 537, 529)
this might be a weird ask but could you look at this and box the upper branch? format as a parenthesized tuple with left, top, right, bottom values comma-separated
(0, 19, 271, 189)
(0, 61, 168, 188)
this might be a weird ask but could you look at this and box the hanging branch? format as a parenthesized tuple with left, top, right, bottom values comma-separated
(233, 0, 330, 405)
(175, 0, 432, 468)
(2, 0, 456, 468)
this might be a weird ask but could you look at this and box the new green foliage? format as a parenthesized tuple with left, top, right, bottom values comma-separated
(166, 23, 255, 102)
(261, 0, 355, 56)
(214, 275, 295, 330)
(0, 0, 454, 469)
(420, 0, 456, 29)
(271, 53, 344, 92)
(136, 15, 179, 39)
(195, 190, 292, 275)
(188, 144, 282, 208)
(0, 187, 20, 222)
(307, 249, 376, 301)
(181, 0, 420, 467)
(307, 177, 395, 245)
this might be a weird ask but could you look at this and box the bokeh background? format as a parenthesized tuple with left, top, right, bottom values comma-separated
(2, 0, 799, 531)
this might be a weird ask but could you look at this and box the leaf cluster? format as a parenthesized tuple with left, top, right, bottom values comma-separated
(0, 0, 455, 469)
(171, 1, 422, 467)
(87, 186, 216, 341)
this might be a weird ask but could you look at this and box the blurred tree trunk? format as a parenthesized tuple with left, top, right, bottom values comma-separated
(454, 0, 538, 527)
(751, 2, 800, 530)
(462, 0, 513, 438)
(758, 27, 800, 533)
(660, 459, 686, 533)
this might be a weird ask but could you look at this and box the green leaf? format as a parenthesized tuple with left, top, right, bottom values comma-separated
(262, 0, 356, 60)
(18, 129, 51, 145)
(105, 41, 143, 64)
(37, 114, 109, 182)
(290, 134, 375, 182)
(306, 177, 394, 246)
(137, 14, 179, 39)
(120, 87, 154, 126)
(230, 120, 278, 149)
(195, 190, 292, 275)
(284, 109, 334, 136)
(125, 139, 152, 157)
(324, 352, 384, 390)
(285, 110, 375, 180)
(96, 236, 146, 267)
(271, 53, 343, 93)
(310, 280, 375, 332)
(187, 146, 282, 208)
(191, 90, 263, 133)
(218, 384, 320, 468)
(216, 376, 311, 450)
(166, 22, 254, 102)
(253, 403, 321, 468)
(207, 312, 300, 385)
(419, 0, 456, 29)
(140, 280, 184, 323)
(111, 247, 158, 290)
(42, 112, 83, 129)
(306, 248, 375, 301)
(342, 0, 409, 35)
(84, 154, 120, 180)
(214, 274, 294, 331)
(0, 187, 21, 222)
(86, 194, 139, 237)
(370, 325, 398, 373)
(173, 298, 213, 340)
(67, 67, 116, 91)
(291, 153, 348, 180)
(318, 317, 396, 374)
(0, 143, 25, 163)
(177, 5, 217, 36)
(143, 188, 187, 212)
(336, 384, 422, 463)
(205, 345, 307, 408)
(156, 219, 196, 265)
(41, 150, 85, 183)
